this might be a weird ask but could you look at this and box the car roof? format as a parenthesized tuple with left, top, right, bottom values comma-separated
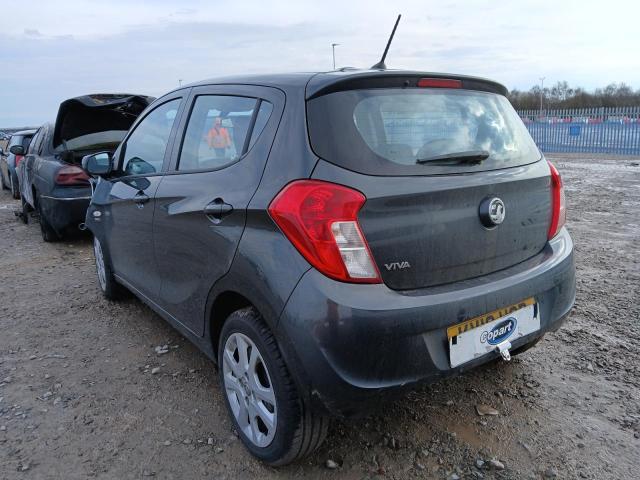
(12, 129, 37, 136)
(178, 72, 317, 93)
(177, 69, 508, 98)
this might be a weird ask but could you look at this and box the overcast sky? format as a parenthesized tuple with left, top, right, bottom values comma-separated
(1, 0, 638, 126)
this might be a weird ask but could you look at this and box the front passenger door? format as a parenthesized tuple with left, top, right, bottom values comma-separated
(20, 126, 45, 207)
(102, 97, 183, 299)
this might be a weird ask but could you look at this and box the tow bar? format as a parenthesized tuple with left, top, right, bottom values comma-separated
(496, 341, 512, 362)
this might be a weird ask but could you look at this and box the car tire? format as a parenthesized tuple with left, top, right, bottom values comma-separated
(10, 174, 19, 199)
(20, 196, 30, 224)
(218, 308, 328, 466)
(93, 236, 125, 300)
(0, 171, 7, 191)
(37, 199, 59, 242)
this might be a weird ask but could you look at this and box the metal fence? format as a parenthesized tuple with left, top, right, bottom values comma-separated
(517, 107, 640, 155)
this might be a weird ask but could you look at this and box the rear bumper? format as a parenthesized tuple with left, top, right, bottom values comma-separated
(39, 188, 91, 234)
(277, 228, 575, 417)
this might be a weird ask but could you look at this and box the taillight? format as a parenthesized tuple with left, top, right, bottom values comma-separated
(548, 161, 566, 239)
(14, 155, 24, 167)
(55, 165, 90, 186)
(417, 78, 462, 88)
(268, 180, 381, 283)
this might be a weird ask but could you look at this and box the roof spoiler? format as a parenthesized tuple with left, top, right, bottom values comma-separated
(306, 72, 509, 100)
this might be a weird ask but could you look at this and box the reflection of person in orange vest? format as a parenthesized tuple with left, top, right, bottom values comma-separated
(207, 117, 231, 157)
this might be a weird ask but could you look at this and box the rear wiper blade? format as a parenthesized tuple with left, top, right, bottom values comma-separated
(416, 150, 490, 165)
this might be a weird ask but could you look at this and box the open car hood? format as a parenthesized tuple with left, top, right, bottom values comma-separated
(53, 93, 154, 149)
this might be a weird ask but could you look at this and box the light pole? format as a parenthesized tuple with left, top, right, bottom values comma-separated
(179, 79, 183, 87)
(331, 43, 340, 70)
(539, 77, 545, 117)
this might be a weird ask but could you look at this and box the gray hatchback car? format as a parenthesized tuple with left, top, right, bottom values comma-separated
(82, 70, 575, 465)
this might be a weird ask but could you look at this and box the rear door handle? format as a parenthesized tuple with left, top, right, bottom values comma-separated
(133, 192, 149, 204)
(204, 198, 233, 222)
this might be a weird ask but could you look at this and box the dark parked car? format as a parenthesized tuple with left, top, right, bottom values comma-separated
(1, 129, 36, 198)
(18, 94, 152, 241)
(82, 70, 575, 465)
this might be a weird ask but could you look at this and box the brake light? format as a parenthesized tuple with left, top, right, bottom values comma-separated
(55, 165, 90, 186)
(14, 155, 24, 167)
(268, 180, 381, 283)
(417, 78, 462, 89)
(548, 161, 566, 239)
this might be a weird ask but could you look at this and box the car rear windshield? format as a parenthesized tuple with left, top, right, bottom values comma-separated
(53, 131, 128, 154)
(307, 88, 541, 175)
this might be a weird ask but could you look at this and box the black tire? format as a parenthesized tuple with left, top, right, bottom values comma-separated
(10, 174, 19, 199)
(20, 196, 30, 224)
(218, 308, 328, 466)
(37, 200, 59, 242)
(93, 236, 126, 300)
(0, 171, 7, 191)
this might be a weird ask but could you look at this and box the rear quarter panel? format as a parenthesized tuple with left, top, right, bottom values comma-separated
(227, 81, 320, 324)
(204, 82, 319, 356)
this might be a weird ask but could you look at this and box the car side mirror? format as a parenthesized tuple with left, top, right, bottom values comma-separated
(82, 152, 112, 176)
(9, 145, 25, 155)
(124, 157, 156, 176)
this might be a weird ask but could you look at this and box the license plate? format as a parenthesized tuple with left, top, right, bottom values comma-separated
(448, 298, 540, 368)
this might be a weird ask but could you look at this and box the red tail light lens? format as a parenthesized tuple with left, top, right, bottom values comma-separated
(548, 161, 566, 239)
(417, 78, 462, 88)
(14, 155, 24, 167)
(268, 180, 381, 283)
(55, 165, 90, 186)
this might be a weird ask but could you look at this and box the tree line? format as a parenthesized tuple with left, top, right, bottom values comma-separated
(508, 82, 640, 110)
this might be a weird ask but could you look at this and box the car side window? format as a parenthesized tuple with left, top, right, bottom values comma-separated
(22, 135, 33, 150)
(27, 129, 42, 155)
(121, 99, 180, 176)
(37, 128, 47, 155)
(248, 101, 273, 150)
(177, 95, 259, 172)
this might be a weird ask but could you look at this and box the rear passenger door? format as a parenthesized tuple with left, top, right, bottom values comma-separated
(153, 85, 284, 336)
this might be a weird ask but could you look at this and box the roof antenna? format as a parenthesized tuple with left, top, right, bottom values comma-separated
(371, 14, 401, 70)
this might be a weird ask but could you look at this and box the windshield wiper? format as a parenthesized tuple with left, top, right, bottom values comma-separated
(416, 150, 490, 165)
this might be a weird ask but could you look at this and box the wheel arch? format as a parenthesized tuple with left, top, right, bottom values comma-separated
(208, 290, 254, 360)
(203, 275, 316, 409)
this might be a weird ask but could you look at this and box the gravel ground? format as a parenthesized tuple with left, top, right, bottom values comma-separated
(0, 154, 638, 479)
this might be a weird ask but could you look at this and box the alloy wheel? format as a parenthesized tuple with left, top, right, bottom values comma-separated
(222, 332, 277, 448)
(93, 237, 107, 291)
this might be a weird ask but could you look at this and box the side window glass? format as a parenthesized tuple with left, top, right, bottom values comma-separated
(22, 136, 33, 150)
(25, 133, 35, 154)
(178, 95, 257, 171)
(37, 127, 47, 155)
(248, 101, 273, 150)
(122, 99, 180, 175)
(27, 130, 42, 155)
(27, 131, 39, 155)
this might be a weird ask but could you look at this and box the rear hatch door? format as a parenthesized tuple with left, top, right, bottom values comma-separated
(306, 73, 551, 290)
(53, 93, 154, 154)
